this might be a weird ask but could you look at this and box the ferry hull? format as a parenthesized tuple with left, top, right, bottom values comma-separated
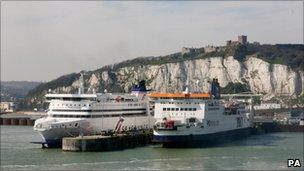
(38, 127, 81, 148)
(44, 139, 62, 148)
(153, 127, 251, 147)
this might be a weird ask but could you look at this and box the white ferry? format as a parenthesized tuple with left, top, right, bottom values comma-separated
(149, 79, 252, 147)
(33, 80, 154, 147)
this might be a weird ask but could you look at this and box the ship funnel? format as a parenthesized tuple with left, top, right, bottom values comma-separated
(131, 80, 149, 100)
(211, 78, 220, 99)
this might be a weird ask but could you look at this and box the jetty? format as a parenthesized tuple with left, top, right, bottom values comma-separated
(62, 131, 153, 152)
(0, 112, 46, 126)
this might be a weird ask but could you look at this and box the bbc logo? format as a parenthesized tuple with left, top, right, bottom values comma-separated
(287, 159, 301, 167)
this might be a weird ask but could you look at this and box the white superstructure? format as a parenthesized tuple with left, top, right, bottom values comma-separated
(150, 79, 252, 147)
(33, 80, 154, 147)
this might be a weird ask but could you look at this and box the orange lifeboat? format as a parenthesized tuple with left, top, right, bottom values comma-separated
(149, 92, 210, 99)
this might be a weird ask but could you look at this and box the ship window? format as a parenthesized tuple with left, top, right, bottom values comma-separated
(180, 108, 184, 111)
(171, 108, 175, 111)
(184, 108, 188, 111)
(176, 108, 179, 111)
(166, 108, 170, 111)
(163, 108, 167, 111)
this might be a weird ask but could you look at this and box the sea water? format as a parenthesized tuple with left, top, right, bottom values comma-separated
(1, 125, 303, 170)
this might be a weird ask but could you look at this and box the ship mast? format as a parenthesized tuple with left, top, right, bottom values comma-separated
(78, 71, 86, 94)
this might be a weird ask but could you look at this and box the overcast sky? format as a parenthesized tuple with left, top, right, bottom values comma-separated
(1, 1, 303, 82)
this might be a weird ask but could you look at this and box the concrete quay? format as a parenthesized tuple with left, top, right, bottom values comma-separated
(62, 131, 153, 152)
(251, 122, 304, 134)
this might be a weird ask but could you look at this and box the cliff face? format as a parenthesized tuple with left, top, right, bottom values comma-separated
(43, 56, 303, 98)
(26, 43, 304, 107)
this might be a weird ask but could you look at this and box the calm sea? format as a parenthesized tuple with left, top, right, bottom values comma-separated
(0, 125, 303, 170)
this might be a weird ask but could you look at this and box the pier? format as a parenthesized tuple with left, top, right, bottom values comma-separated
(252, 122, 304, 134)
(0, 112, 46, 126)
(62, 131, 153, 152)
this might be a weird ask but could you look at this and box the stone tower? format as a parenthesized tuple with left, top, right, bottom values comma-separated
(238, 35, 247, 44)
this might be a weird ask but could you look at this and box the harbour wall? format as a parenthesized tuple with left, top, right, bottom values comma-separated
(251, 122, 304, 134)
(0, 117, 35, 126)
(0, 112, 46, 126)
(62, 131, 153, 152)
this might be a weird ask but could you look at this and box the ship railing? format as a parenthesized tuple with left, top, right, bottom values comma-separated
(154, 125, 178, 131)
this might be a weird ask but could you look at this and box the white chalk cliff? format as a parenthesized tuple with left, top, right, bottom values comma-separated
(54, 56, 303, 97)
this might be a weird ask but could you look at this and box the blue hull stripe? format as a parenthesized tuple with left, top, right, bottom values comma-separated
(153, 127, 251, 145)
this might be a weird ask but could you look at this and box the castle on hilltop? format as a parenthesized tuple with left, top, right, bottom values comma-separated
(226, 35, 247, 46)
(181, 35, 260, 55)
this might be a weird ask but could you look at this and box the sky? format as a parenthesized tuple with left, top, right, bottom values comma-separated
(1, 1, 303, 82)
